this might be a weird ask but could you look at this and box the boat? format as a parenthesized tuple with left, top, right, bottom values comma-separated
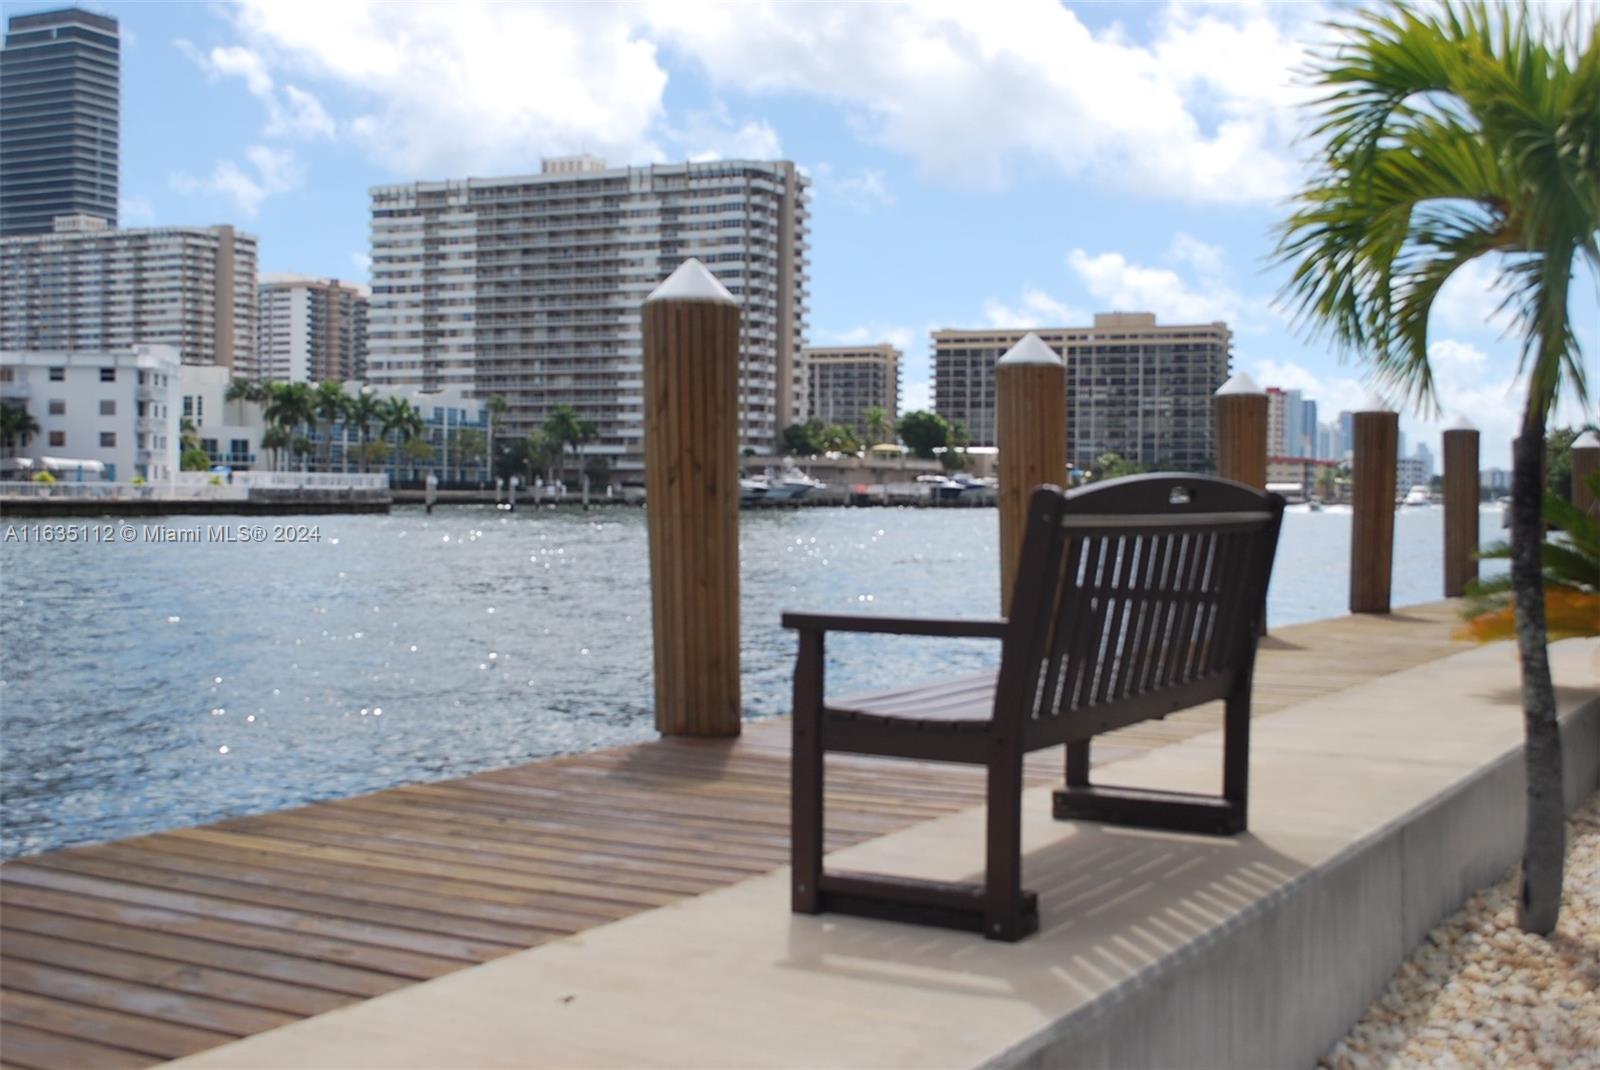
(744, 464, 827, 503)
(739, 477, 769, 505)
(1401, 485, 1432, 507)
(914, 473, 968, 501)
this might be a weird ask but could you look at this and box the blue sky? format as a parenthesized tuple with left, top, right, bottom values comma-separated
(46, 0, 1599, 466)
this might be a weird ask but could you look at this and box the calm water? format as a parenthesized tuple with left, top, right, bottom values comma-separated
(0, 504, 1506, 858)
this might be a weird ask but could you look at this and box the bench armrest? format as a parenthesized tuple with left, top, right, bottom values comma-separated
(781, 612, 1008, 639)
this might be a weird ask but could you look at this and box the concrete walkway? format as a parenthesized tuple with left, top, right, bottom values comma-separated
(167, 639, 1599, 1070)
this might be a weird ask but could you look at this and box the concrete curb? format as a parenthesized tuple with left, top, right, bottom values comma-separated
(987, 690, 1600, 1069)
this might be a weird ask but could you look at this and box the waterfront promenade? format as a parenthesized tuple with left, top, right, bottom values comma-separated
(0, 604, 1593, 1067)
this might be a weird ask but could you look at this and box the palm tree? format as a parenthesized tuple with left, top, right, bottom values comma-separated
(1275, 1, 1598, 932)
(313, 380, 350, 471)
(225, 377, 268, 406)
(863, 406, 891, 449)
(486, 394, 508, 481)
(377, 396, 425, 480)
(1, 402, 40, 465)
(260, 425, 290, 472)
(543, 405, 596, 488)
(263, 381, 315, 439)
(345, 389, 382, 471)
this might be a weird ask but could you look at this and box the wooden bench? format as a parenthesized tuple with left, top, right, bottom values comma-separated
(783, 475, 1286, 941)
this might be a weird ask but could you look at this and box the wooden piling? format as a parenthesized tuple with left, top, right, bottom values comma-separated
(1350, 403, 1398, 614)
(1442, 418, 1479, 597)
(996, 334, 1066, 614)
(1573, 430, 1599, 518)
(1214, 372, 1268, 490)
(642, 259, 742, 737)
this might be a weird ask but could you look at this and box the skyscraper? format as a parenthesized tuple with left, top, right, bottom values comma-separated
(931, 313, 1230, 472)
(803, 344, 901, 437)
(368, 156, 810, 472)
(0, 7, 119, 237)
(1, 215, 259, 374)
(259, 275, 370, 383)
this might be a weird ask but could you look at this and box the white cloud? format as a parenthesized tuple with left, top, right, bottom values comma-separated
(228, 3, 669, 175)
(1067, 247, 1253, 325)
(171, 145, 303, 216)
(646, 0, 1324, 202)
(811, 164, 894, 214)
(350, 251, 373, 275)
(1432, 256, 1521, 338)
(216, 1, 1323, 201)
(1167, 232, 1225, 277)
(815, 324, 917, 352)
(177, 39, 335, 142)
(119, 196, 155, 225)
(667, 105, 782, 163)
(983, 288, 1085, 329)
(268, 85, 336, 140)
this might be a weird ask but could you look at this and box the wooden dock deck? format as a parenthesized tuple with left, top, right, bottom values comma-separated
(0, 603, 1465, 1069)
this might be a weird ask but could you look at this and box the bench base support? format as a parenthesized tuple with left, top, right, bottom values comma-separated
(805, 871, 1040, 942)
(1052, 785, 1244, 836)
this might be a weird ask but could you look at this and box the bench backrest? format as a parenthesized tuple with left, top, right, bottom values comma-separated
(995, 476, 1285, 744)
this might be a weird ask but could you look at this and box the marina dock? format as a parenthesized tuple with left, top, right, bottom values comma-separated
(0, 604, 1593, 1068)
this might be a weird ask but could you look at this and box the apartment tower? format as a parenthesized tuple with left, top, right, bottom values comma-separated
(259, 274, 370, 383)
(0, 215, 259, 374)
(367, 156, 810, 471)
(931, 313, 1230, 472)
(0, 7, 118, 237)
(802, 343, 901, 437)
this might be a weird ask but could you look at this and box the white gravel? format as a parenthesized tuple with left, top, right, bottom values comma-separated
(1322, 791, 1600, 1070)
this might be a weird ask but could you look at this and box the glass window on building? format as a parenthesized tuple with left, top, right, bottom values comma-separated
(100, 368, 116, 382)
(49, 431, 65, 447)
(100, 432, 116, 448)
(100, 399, 116, 416)
(49, 367, 65, 381)
(48, 399, 65, 415)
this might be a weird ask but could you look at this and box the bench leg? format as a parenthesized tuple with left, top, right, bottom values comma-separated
(791, 631, 824, 914)
(1222, 681, 1251, 828)
(983, 746, 1038, 942)
(1053, 688, 1251, 837)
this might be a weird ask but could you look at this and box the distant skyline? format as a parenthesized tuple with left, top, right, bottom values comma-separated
(40, 0, 1596, 464)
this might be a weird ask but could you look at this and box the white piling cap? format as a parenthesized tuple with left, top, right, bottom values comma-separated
(996, 333, 1061, 367)
(1574, 430, 1600, 449)
(1214, 371, 1264, 396)
(645, 258, 736, 305)
(1445, 414, 1477, 432)
(1355, 390, 1394, 413)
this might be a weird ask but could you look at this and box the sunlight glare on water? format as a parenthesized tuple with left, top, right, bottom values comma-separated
(0, 503, 1504, 857)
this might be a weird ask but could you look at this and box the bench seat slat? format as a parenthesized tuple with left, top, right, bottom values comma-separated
(827, 672, 996, 729)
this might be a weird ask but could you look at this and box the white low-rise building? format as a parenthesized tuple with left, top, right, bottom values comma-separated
(179, 365, 266, 470)
(1, 345, 181, 481)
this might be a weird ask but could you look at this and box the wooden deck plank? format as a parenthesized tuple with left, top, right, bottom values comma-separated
(0, 1022, 152, 1070)
(0, 603, 1467, 1070)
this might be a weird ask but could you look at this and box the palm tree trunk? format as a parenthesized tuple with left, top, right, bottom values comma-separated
(1510, 422, 1564, 934)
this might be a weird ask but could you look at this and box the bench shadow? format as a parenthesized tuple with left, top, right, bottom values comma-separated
(781, 821, 1308, 1018)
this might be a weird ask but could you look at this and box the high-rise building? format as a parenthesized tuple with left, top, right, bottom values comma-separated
(802, 343, 900, 437)
(1338, 410, 1355, 457)
(0, 7, 119, 237)
(259, 274, 370, 383)
(367, 156, 809, 472)
(1267, 387, 1288, 456)
(1415, 440, 1434, 479)
(930, 312, 1230, 472)
(1300, 398, 1318, 456)
(0, 215, 259, 374)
